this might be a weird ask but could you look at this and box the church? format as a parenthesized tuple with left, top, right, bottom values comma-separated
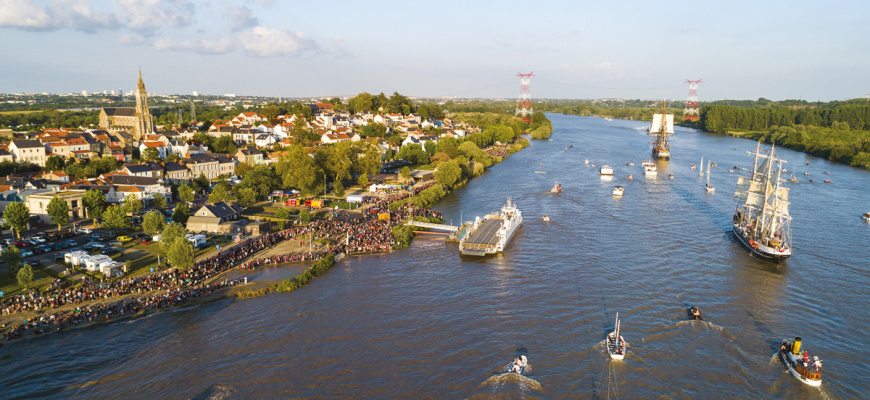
(99, 69, 154, 141)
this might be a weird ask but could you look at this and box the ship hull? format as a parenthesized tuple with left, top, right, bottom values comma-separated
(652, 149, 670, 159)
(732, 224, 790, 263)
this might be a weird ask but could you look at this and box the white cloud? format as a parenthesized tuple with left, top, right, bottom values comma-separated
(113, 0, 195, 33)
(225, 5, 258, 30)
(331, 36, 353, 59)
(239, 26, 316, 57)
(249, 0, 272, 6)
(593, 62, 612, 70)
(0, 0, 115, 31)
(119, 33, 147, 45)
(153, 36, 236, 54)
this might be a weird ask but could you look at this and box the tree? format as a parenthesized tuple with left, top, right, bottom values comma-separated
(172, 203, 190, 225)
(235, 187, 257, 206)
(333, 181, 345, 197)
(1, 246, 23, 273)
(234, 162, 252, 178)
(4, 202, 30, 239)
(298, 209, 311, 225)
(358, 173, 369, 186)
(276, 144, 323, 195)
(17, 264, 33, 289)
(82, 189, 106, 223)
(142, 147, 160, 162)
(123, 194, 143, 215)
(160, 222, 186, 256)
(213, 135, 237, 154)
(165, 154, 181, 163)
(143, 210, 165, 235)
(151, 193, 167, 209)
(46, 196, 70, 231)
(178, 184, 195, 204)
(208, 182, 233, 204)
(400, 166, 412, 181)
(101, 204, 130, 230)
(236, 165, 278, 200)
(45, 155, 65, 171)
(434, 159, 464, 188)
(275, 207, 291, 220)
(167, 239, 195, 270)
(399, 144, 429, 165)
(193, 173, 210, 193)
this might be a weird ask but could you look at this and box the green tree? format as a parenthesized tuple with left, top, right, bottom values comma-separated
(434, 159, 464, 188)
(399, 144, 429, 165)
(123, 194, 144, 215)
(46, 195, 70, 231)
(235, 187, 257, 206)
(213, 135, 238, 154)
(45, 155, 65, 171)
(208, 182, 233, 204)
(143, 210, 165, 235)
(142, 147, 160, 162)
(172, 203, 190, 225)
(236, 165, 278, 200)
(298, 209, 311, 225)
(358, 172, 369, 186)
(178, 184, 195, 204)
(160, 222, 186, 255)
(17, 264, 33, 289)
(165, 154, 181, 163)
(276, 144, 323, 195)
(4, 202, 30, 239)
(167, 239, 195, 270)
(260, 105, 280, 120)
(82, 189, 106, 223)
(151, 193, 167, 209)
(400, 166, 412, 181)
(234, 162, 252, 178)
(333, 181, 345, 197)
(193, 173, 210, 193)
(102, 204, 130, 229)
(1, 246, 23, 273)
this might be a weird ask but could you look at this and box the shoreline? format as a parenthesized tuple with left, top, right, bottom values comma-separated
(1, 133, 542, 348)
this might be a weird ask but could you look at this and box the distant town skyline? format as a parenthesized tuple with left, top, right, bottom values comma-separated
(1, 0, 868, 102)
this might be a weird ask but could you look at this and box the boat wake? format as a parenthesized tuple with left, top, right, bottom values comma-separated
(468, 370, 544, 400)
(190, 384, 237, 400)
(642, 320, 735, 343)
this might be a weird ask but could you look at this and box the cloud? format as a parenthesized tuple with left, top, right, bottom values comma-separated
(331, 36, 353, 59)
(119, 33, 147, 45)
(153, 36, 236, 54)
(593, 62, 612, 70)
(0, 0, 115, 31)
(225, 5, 258, 30)
(113, 0, 195, 34)
(249, 0, 272, 6)
(239, 26, 316, 57)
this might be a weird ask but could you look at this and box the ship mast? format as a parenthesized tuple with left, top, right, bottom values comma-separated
(654, 101, 669, 153)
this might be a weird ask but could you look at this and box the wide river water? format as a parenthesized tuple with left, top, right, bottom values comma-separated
(2, 113, 869, 399)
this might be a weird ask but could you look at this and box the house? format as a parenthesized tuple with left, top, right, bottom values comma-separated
(9, 139, 47, 166)
(0, 149, 13, 163)
(235, 146, 264, 165)
(42, 171, 70, 183)
(254, 133, 276, 148)
(107, 145, 128, 162)
(139, 141, 168, 159)
(185, 201, 244, 232)
(386, 114, 404, 124)
(164, 162, 190, 184)
(27, 189, 87, 224)
(373, 114, 385, 124)
(186, 153, 237, 181)
(106, 175, 172, 204)
(122, 163, 162, 178)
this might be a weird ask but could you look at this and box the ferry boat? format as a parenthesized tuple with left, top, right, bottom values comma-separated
(506, 355, 529, 374)
(606, 313, 626, 360)
(642, 160, 657, 176)
(612, 186, 624, 196)
(779, 337, 822, 386)
(732, 142, 792, 263)
(600, 165, 613, 175)
(649, 102, 674, 159)
(459, 198, 523, 256)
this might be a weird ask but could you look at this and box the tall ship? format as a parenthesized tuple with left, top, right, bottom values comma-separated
(648, 102, 675, 159)
(459, 198, 523, 256)
(732, 142, 792, 262)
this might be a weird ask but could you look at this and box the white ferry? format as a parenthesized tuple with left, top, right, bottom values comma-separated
(642, 160, 657, 176)
(459, 198, 523, 256)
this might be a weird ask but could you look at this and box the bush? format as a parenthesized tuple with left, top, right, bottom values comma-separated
(275, 254, 337, 293)
(391, 225, 415, 249)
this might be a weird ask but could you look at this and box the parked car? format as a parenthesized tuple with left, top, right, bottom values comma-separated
(20, 249, 34, 257)
(138, 239, 152, 245)
(117, 236, 133, 242)
(83, 242, 105, 250)
(30, 236, 47, 243)
(35, 245, 52, 253)
(23, 238, 40, 246)
(101, 247, 121, 255)
(26, 258, 42, 267)
(3, 238, 14, 245)
(78, 228, 93, 234)
(54, 252, 68, 261)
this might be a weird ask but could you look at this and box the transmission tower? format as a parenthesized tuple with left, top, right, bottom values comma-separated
(683, 79, 703, 121)
(515, 72, 535, 121)
(190, 101, 196, 122)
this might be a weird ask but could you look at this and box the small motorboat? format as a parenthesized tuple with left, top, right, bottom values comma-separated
(569, 145, 573, 148)
(612, 186, 624, 196)
(600, 165, 613, 175)
(506, 355, 528, 374)
(606, 313, 626, 360)
(551, 181, 563, 193)
(779, 337, 822, 386)
(804, 171, 810, 176)
(862, 212, 870, 222)
(688, 306, 702, 320)
(585, 159, 589, 165)
(691, 164, 696, 170)
(824, 179, 831, 184)
(789, 177, 799, 183)
(809, 179, 815, 183)
(627, 174, 634, 180)
(705, 184, 715, 193)
(729, 169, 734, 173)
(711, 162, 717, 167)
(669, 174, 674, 179)
(535, 171, 547, 174)
(542, 215, 550, 222)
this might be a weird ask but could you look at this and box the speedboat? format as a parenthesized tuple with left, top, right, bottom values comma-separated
(600, 165, 613, 175)
(612, 186, 624, 196)
(824, 179, 831, 184)
(861, 212, 870, 222)
(688, 306, 702, 320)
(542, 215, 550, 222)
(779, 337, 822, 386)
(669, 174, 674, 179)
(627, 174, 634, 180)
(585, 159, 589, 165)
(506, 355, 528, 374)
(551, 181, 563, 193)
(804, 171, 810, 176)
(606, 313, 626, 360)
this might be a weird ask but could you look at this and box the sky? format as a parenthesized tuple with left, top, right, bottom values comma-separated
(1, 0, 868, 102)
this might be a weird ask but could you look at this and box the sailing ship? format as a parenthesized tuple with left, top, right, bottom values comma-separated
(705, 160, 715, 193)
(732, 143, 792, 262)
(648, 102, 674, 159)
(606, 313, 626, 360)
(699, 156, 704, 177)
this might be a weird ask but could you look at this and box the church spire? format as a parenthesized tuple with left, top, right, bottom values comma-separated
(137, 68, 145, 90)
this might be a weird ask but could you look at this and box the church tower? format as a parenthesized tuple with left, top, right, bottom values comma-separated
(134, 68, 154, 140)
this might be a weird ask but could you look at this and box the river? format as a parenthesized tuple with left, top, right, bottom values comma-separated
(2, 113, 868, 399)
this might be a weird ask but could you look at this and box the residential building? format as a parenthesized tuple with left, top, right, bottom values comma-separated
(235, 146, 264, 165)
(27, 189, 87, 223)
(9, 139, 47, 166)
